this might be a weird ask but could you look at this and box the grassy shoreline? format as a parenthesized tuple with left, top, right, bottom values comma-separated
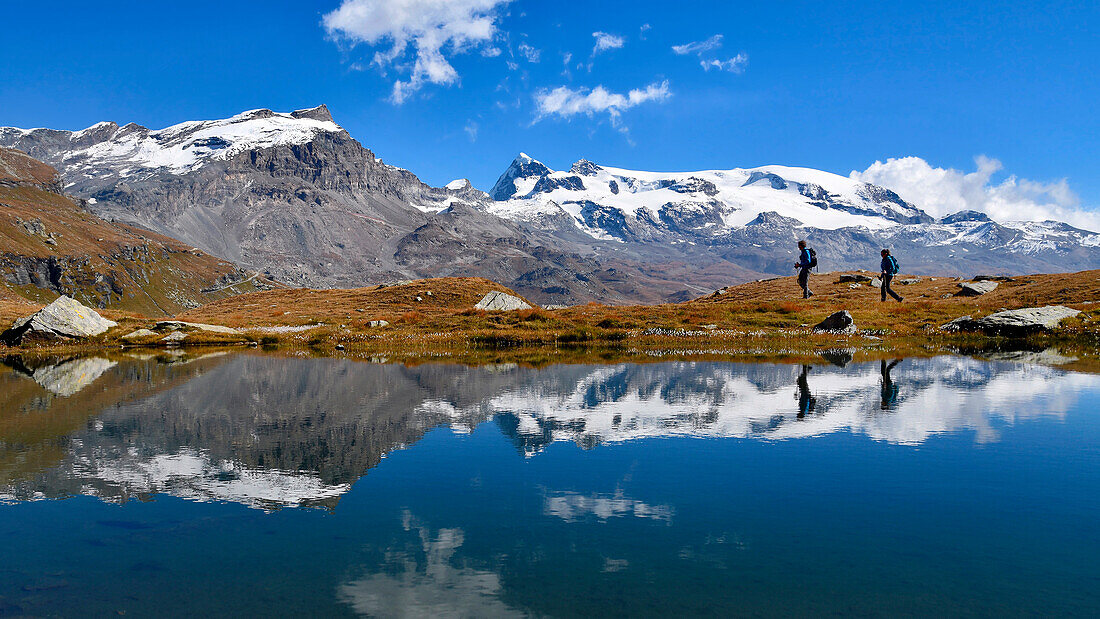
(3, 272, 1099, 369)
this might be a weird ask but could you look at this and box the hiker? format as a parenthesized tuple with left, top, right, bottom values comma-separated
(879, 249, 903, 302)
(794, 240, 815, 299)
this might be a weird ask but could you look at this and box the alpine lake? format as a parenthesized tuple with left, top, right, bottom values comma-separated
(1, 349, 1097, 617)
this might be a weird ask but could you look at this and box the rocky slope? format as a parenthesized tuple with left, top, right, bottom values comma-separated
(0, 147, 272, 315)
(1, 107, 727, 305)
(489, 155, 1100, 277)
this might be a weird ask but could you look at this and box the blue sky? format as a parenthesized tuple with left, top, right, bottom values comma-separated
(1, 0, 1097, 224)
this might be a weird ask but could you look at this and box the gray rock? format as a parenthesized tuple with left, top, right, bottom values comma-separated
(939, 316, 976, 332)
(1, 296, 117, 344)
(940, 306, 1080, 336)
(161, 331, 188, 343)
(956, 281, 999, 296)
(121, 329, 158, 340)
(848, 283, 862, 289)
(475, 291, 532, 311)
(870, 278, 882, 288)
(813, 310, 856, 334)
(898, 277, 922, 285)
(155, 321, 240, 335)
(838, 274, 873, 283)
(367, 320, 389, 328)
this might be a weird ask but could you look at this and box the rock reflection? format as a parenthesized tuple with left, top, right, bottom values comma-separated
(0, 351, 1095, 510)
(4, 356, 117, 396)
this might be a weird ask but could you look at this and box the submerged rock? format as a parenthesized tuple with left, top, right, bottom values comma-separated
(956, 281, 999, 296)
(940, 306, 1080, 336)
(1, 296, 117, 344)
(475, 291, 532, 311)
(813, 310, 856, 334)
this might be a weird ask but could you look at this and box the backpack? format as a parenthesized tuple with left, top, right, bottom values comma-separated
(807, 247, 818, 269)
(886, 255, 899, 275)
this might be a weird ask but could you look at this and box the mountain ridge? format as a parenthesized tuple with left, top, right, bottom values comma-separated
(3, 107, 1098, 307)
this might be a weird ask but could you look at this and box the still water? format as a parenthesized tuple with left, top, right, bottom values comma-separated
(0, 351, 1098, 616)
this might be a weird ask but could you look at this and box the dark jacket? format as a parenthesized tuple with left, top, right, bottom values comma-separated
(797, 248, 813, 269)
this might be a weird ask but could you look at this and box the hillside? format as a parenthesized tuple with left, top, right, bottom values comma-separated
(0, 147, 275, 316)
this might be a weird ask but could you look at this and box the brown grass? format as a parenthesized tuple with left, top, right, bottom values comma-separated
(4, 270, 1100, 368)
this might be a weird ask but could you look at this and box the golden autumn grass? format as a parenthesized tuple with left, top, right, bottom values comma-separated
(3, 271, 1100, 368)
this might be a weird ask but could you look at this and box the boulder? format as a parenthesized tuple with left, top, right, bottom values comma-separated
(956, 281, 998, 296)
(475, 291, 532, 311)
(940, 306, 1080, 336)
(813, 310, 856, 334)
(161, 331, 188, 343)
(121, 329, 158, 340)
(1, 296, 117, 344)
(848, 283, 862, 289)
(154, 321, 240, 335)
(870, 278, 882, 288)
(898, 277, 922, 285)
(838, 274, 873, 283)
(368, 320, 389, 328)
(939, 316, 976, 332)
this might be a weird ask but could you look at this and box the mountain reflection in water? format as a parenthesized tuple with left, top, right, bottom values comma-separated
(0, 351, 1092, 511)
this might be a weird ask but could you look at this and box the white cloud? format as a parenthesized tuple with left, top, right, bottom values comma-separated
(534, 81, 671, 127)
(639, 24, 651, 40)
(518, 42, 540, 63)
(323, 0, 511, 104)
(592, 32, 625, 55)
(464, 120, 478, 141)
(852, 156, 1100, 231)
(673, 34, 748, 75)
(701, 54, 748, 73)
(672, 34, 723, 55)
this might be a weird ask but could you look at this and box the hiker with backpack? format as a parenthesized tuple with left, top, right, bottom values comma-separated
(880, 249, 903, 302)
(794, 240, 816, 298)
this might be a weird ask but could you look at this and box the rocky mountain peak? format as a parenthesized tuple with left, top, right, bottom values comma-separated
(941, 210, 993, 224)
(490, 153, 552, 201)
(291, 104, 335, 123)
(570, 159, 603, 176)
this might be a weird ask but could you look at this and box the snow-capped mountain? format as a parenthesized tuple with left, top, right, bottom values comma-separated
(1, 108, 701, 304)
(489, 154, 1100, 277)
(4, 104, 1098, 306)
(0, 106, 344, 178)
(490, 154, 932, 239)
